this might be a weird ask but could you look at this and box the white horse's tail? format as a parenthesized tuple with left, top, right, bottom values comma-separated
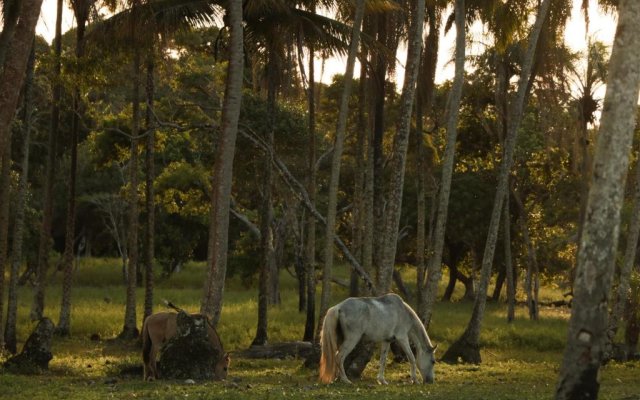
(319, 306, 340, 383)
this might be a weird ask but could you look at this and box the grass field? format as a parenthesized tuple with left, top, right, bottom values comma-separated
(1, 259, 639, 399)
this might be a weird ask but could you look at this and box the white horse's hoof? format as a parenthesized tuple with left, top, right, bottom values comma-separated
(377, 379, 388, 385)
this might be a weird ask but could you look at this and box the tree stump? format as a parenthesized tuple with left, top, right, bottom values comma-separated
(344, 338, 376, 380)
(4, 318, 54, 373)
(157, 311, 221, 380)
(441, 332, 481, 364)
(303, 337, 375, 381)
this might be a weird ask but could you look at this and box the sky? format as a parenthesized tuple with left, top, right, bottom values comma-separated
(35, 0, 618, 87)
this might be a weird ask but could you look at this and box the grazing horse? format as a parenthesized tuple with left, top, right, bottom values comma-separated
(142, 310, 230, 381)
(319, 293, 437, 384)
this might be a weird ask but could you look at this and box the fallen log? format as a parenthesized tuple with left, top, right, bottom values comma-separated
(236, 341, 314, 359)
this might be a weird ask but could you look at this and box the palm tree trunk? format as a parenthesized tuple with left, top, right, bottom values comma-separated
(143, 52, 156, 324)
(378, 0, 425, 293)
(4, 42, 35, 353)
(120, 7, 142, 338)
(31, 0, 61, 321)
(556, 2, 640, 397)
(503, 190, 515, 322)
(513, 184, 539, 320)
(0, 128, 12, 349)
(303, 40, 317, 343)
(57, 7, 88, 336)
(442, 0, 551, 364)
(416, 3, 439, 319)
(253, 51, 277, 346)
(0, 0, 23, 72)
(200, 0, 243, 325)
(421, 0, 466, 327)
(317, 0, 366, 337)
(605, 156, 640, 358)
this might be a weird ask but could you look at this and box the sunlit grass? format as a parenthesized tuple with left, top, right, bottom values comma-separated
(1, 258, 638, 399)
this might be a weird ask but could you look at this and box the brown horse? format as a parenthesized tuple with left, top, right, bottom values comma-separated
(142, 311, 230, 381)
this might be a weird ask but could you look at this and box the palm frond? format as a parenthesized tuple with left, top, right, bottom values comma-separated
(86, 0, 221, 49)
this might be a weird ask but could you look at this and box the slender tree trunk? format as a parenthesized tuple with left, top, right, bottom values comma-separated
(372, 13, 388, 286)
(504, 190, 515, 322)
(57, 8, 88, 336)
(303, 40, 317, 343)
(605, 154, 640, 357)
(421, 0, 466, 327)
(556, 2, 640, 397)
(350, 60, 368, 298)
(253, 52, 277, 345)
(120, 4, 142, 338)
(200, 0, 243, 325)
(4, 42, 34, 354)
(442, 0, 551, 364)
(513, 185, 539, 320)
(317, 0, 366, 337)
(30, 0, 59, 321)
(495, 54, 515, 322)
(416, 4, 439, 319)
(0, 127, 12, 349)
(143, 52, 156, 324)
(0, 0, 23, 73)
(378, 0, 425, 293)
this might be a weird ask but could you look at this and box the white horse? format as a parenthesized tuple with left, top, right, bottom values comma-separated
(319, 293, 437, 384)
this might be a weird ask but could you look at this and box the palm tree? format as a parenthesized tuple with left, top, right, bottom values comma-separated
(4, 42, 35, 354)
(421, 0, 466, 327)
(441, 0, 552, 364)
(119, 0, 143, 340)
(378, 0, 425, 293)
(0, 119, 11, 349)
(200, 0, 244, 325)
(556, 1, 640, 397)
(415, 0, 442, 320)
(0, 0, 23, 71)
(143, 49, 156, 323)
(31, 0, 61, 321)
(57, 0, 97, 337)
(317, 0, 366, 338)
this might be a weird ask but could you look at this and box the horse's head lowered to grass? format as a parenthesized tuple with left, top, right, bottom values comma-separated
(416, 343, 438, 384)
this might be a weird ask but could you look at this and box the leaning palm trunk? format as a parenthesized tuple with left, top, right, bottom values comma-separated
(317, 0, 365, 335)
(556, 2, 640, 397)
(378, 0, 425, 294)
(57, 6, 89, 336)
(421, 0, 465, 327)
(442, 0, 551, 364)
(200, 0, 243, 325)
(4, 44, 35, 353)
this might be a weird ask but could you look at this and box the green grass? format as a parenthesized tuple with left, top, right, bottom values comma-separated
(1, 258, 639, 399)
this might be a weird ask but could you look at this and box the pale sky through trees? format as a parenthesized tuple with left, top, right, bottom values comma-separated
(35, 0, 616, 88)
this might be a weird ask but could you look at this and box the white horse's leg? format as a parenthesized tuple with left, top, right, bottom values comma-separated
(397, 337, 418, 384)
(377, 342, 390, 385)
(337, 335, 360, 384)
